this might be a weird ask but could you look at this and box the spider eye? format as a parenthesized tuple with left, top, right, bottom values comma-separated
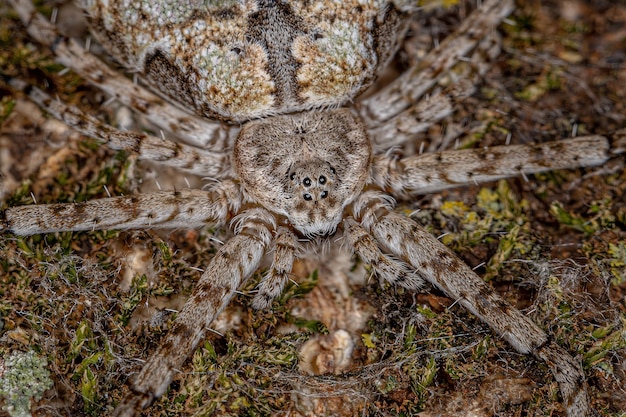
(303, 193, 312, 201)
(303, 177, 312, 186)
(319, 175, 326, 184)
(330, 166, 336, 175)
(290, 172, 296, 181)
(320, 191, 328, 199)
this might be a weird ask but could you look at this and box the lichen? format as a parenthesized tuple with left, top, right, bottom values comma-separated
(0, 350, 53, 417)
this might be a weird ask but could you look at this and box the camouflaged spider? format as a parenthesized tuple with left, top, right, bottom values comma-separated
(2, 0, 625, 416)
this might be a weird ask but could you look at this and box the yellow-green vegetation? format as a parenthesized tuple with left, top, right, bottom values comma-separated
(432, 180, 533, 280)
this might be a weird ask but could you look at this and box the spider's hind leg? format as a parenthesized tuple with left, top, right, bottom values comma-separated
(367, 28, 503, 151)
(8, 0, 228, 149)
(6, 78, 229, 178)
(353, 191, 590, 417)
(359, 0, 514, 130)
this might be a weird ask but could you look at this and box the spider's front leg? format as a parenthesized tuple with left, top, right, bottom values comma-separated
(343, 216, 424, 290)
(353, 191, 590, 417)
(365, 132, 624, 416)
(252, 226, 301, 309)
(1, 172, 273, 414)
(372, 132, 626, 197)
(2, 182, 242, 235)
(112, 208, 276, 417)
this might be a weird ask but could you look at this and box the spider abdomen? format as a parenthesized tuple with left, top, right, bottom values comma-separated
(82, 0, 412, 122)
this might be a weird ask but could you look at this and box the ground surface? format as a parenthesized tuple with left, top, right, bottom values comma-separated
(1, 1, 625, 416)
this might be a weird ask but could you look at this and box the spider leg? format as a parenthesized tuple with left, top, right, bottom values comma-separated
(2, 182, 242, 235)
(344, 217, 424, 290)
(8, 0, 229, 149)
(252, 226, 301, 309)
(369, 31, 502, 150)
(371, 134, 624, 198)
(359, 0, 514, 126)
(7, 78, 229, 177)
(112, 208, 275, 417)
(353, 191, 590, 417)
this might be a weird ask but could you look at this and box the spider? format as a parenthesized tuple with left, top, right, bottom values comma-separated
(1, 0, 625, 416)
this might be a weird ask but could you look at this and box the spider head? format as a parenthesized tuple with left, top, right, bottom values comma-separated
(286, 159, 342, 236)
(234, 109, 371, 237)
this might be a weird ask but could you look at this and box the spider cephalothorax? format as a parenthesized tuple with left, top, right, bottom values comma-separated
(3, 0, 625, 416)
(235, 109, 371, 236)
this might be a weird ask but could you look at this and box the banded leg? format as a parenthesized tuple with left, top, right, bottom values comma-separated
(252, 226, 301, 309)
(343, 217, 424, 290)
(8, 0, 229, 149)
(113, 208, 275, 417)
(2, 182, 242, 235)
(354, 191, 589, 417)
(371, 134, 624, 198)
(370, 30, 502, 150)
(8, 78, 230, 177)
(359, 0, 515, 125)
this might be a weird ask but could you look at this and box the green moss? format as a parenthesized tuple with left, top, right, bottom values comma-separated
(551, 199, 616, 235)
(118, 275, 149, 326)
(607, 243, 626, 285)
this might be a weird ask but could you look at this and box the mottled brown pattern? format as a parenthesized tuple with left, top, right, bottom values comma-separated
(252, 226, 301, 309)
(3, 0, 625, 416)
(235, 109, 370, 236)
(372, 136, 614, 198)
(80, 0, 415, 121)
(5, 187, 241, 234)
